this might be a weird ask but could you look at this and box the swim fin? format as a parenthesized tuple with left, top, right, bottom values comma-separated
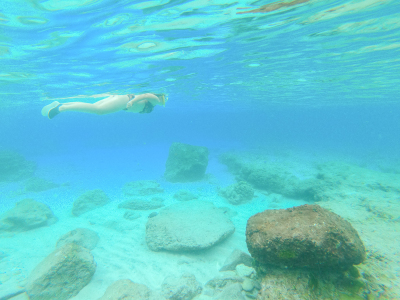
(41, 101, 61, 119)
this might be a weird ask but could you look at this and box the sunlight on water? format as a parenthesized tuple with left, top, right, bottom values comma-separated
(0, 0, 399, 104)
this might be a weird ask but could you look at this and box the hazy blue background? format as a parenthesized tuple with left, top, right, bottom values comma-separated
(1, 0, 400, 170)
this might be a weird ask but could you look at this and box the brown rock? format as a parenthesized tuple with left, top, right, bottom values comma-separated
(246, 204, 366, 270)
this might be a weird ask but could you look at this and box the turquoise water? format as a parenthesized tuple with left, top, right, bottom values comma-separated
(1, 0, 400, 299)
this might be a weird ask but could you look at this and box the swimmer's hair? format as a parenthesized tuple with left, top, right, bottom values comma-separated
(139, 101, 154, 114)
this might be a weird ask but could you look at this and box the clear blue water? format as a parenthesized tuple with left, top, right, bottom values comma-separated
(1, 0, 400, 299)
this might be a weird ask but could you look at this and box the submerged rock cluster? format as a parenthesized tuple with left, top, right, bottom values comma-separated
(3, 144, 394, 299)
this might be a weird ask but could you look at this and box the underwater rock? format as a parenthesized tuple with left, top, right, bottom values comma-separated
(0, 150, 36, 182)
(255, 264, 369, 300)
(25, 243, 96, 300)
(123, 211, 141, 221)
(72, 189, 110, 216)
(204, 268, 260, 299)
(118, 199, 165, 210)
(219, 181, 254, 205)
(241, 278, 254, 292)
(240, 165, 324, 201)
(98, 279, 159, 300)
(24, 177, 59, 192)
(246, 204, 366, 270)
(214, 283, 245, 300)
(235, 264, 255, 278)
(148, 212, 158, 218)
(164, 142, 209, 182)
(219, 153, 327, 201)
(56, 228, 99, 250)
(219, 249, 254, 272)
(123, 180, 164, 197)
(161, 273, 202, 300)
(0, 199, 57, 232)
(145, 201, 234, 251)
(173, 189, 198, 201)
(205, 271, 244, 292)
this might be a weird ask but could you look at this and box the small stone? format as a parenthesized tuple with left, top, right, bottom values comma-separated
(148, 212, 158, 218)
(242, 278, 254, 292)
(236, 264, 255, 278)
(123, 211, 141, 221)
(220, 249, 253, 272)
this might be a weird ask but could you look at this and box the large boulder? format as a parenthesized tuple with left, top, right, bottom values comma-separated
(246, 204, 366, 270)
(146, 201, 234, 251)
(0, 199, 57, 232)
(164, 143, 209, 182)
(25, 243, 96, 300)
(72, 189, 110, 216)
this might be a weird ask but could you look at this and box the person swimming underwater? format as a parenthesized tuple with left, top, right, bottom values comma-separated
(41, 93, 167, 119)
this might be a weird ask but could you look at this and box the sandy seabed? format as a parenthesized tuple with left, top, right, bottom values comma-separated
(0, 148, 399, 299)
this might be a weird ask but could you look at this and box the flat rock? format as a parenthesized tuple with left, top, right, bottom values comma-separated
(146, 201, 235, 251)
(0, 199, 57, 232)
(119, 199, 165, 210)
(123, 180, 164, 196)
(26, 243, 96, 300)
(72, 189, 110, 216)
(164, 143, 209, 182)
(246, 204, 366, 270)
(173, 190, 198, 201)
(56, 228, 99, 250)
(123, 211, 141, 220)
(24, 177, 59, 193)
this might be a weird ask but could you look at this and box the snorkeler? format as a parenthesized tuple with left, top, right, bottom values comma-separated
(41, 93, 167, 119)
